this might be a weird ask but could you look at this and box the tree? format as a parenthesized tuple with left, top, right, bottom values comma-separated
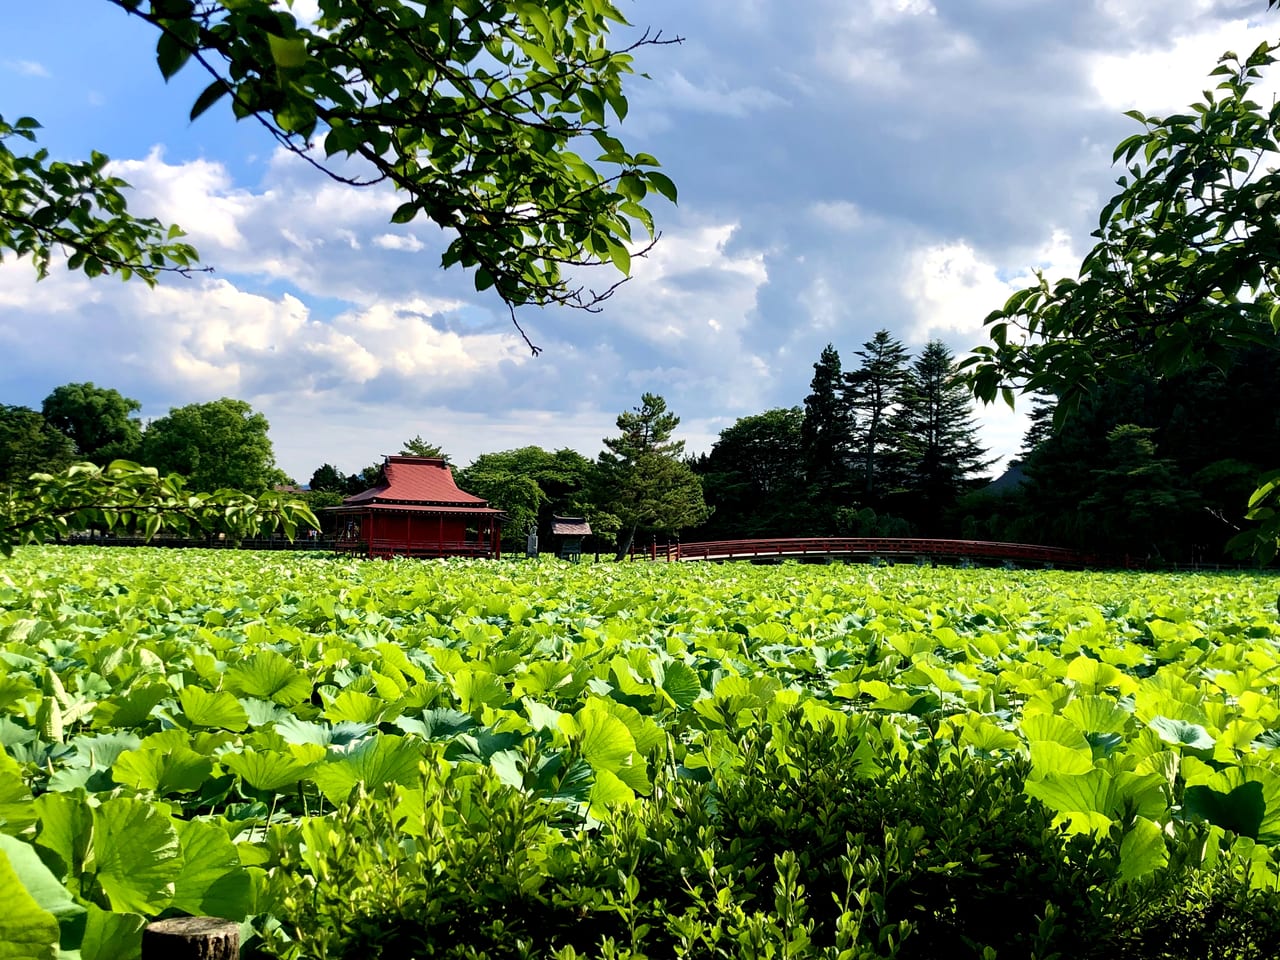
(693, 408, 809, 538)
(41, 382, 142, 463)
(800, 344, 855, 507)
(140, 397, 282, 493)
(0, 460, 316, 556)
(456, 446, 601, 542)
(400, 437, 450, 463)
(0, 406, 74, 484)
(598, 393, 709, 558)
(962, 36, 1280, 553)
(1083, 425, 1200, 559)
(308, 463, 348, 494)
(894, 341, 992, 529)
(3, 1, 679, 347)
(845, 330, 910, 502)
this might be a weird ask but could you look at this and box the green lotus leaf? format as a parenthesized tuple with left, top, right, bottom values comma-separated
(1028, 740, 1095, 779)
(272, 717, 374, 747)
(1118, 816, 1169, 880)
(33, 792, 94, 898)
(0, 840, 60, 960)
(957, 716, 1021, 754)
(452, 669, 508, 713)
(170, 819, 252, 919)
(322, 690, 386, 724)
(112, 745, 213, 795)
(0, 767, 35, 836)
(224, 650, 312, 706)
(1149, 716, 1215, 751)
(659, 661, 702, 710)
(221, 748, 315, 793)
(311, 735, 426, 804)
(1023, 713, 1092, 751)
(1184, 781, 1265, 840)
(178, 687, 248, 732)
(522, 699, 565, 734)
(90, 798, 180, 914)
(91, 684, 170, 729)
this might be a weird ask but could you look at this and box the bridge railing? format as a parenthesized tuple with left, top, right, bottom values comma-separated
(666, 537, 1094, 566)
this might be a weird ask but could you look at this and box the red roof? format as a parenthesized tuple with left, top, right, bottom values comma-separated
(344, 456, 490, 507)
(332, 502, 503, 516)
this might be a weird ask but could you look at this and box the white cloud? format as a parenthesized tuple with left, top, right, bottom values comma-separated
(5, 59, 50, 78)
(373, 233, 426, 253)
(1087, 18, 1278, 113)
(900, 229, 1079, 343)
(658, 71, 790, 116)
(809, 200, 865, 231)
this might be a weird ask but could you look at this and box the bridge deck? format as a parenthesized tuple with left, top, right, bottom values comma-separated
(666, 537, 1092, 566)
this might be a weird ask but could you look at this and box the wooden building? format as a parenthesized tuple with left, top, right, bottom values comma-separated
(551, 515, 591, 561)
(330, 456, 504, 559)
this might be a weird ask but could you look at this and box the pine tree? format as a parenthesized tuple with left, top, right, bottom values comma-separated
(845, 330, 910, 502)
(895, 341, 994, 527)
(599, 394, 710, 558)
(801, 344, 855, 506)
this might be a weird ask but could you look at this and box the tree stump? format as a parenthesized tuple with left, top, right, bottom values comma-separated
(142, 918, 239, 960)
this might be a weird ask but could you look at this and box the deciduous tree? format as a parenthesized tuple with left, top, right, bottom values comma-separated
(140, 397, 282, 493)
(963, 35, 1280, 553)
(41, 382, 142, 463)
(2, 1, 679, 346)
(0, 406, 74, 484)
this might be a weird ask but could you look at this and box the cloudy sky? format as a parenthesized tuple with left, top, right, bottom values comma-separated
(1, 0, 1273, 482)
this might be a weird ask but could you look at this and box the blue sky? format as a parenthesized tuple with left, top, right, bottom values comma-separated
(0, 0, 1271, 482)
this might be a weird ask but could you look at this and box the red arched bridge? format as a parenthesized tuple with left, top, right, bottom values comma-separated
(656, 537, 1094, 567)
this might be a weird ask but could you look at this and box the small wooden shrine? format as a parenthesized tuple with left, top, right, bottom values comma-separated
(551, 515, 591, 562)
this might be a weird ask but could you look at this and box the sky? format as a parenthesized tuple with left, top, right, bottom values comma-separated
(1, 0, 1274, 483)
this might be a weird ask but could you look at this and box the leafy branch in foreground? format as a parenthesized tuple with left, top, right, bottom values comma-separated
(106, 0, 681, 350)
(962, 40, 1280, 557)
(0, 115, 202, 284)
(0, 461, 319, 557)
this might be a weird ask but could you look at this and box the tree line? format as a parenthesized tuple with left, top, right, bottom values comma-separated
(8, 324, 1274, 563)
(692, 335, 993, 543)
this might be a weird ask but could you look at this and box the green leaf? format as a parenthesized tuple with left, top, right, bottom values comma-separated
(266, 33, 308, 70)
(311, 735, 426, 804)
(646, 170, 678, 203)
(1184, 781, 1266, 838)
(0, 840, 59, 960)
(221, 748, 314, 793)
(660, 661, 701, 709)
(90, 798, 180, 914)
(170, 820, 252, 920)
(224, 651, 311, 706)
(1149, 715, 1215, 751)
(1118, 816, 1169, 880)
(32, 793, 94, 896)
(179, 687, 248, 731)
(112, 745, 213, 794)
(189, 80, 229, 122)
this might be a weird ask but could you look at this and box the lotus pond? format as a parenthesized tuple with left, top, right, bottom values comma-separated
(4, 547, 1280, 958)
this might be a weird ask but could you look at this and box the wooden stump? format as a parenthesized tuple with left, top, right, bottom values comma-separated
(142, 918, 239, 960)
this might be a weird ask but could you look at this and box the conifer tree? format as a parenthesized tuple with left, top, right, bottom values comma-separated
(598, 393, 709, 559)
(801, 344, 855, 506)
(895, 340, 993, 527)
(845, 330, 910, 502)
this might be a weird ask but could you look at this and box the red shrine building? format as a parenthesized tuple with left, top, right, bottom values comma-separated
(330, 456, 504, 559)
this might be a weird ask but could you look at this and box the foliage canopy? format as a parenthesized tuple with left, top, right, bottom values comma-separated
(2, 1, 678, 348)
